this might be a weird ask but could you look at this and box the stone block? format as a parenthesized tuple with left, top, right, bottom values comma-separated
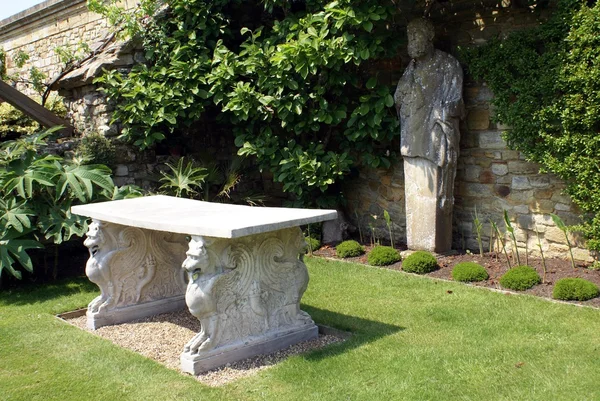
(513, 204, 530, 214)
(554, 203, 571, 211)
(511, 176, 531, 190)
(534, 189, 554, 200)
(114, 164, 129, 177)
(508, 161, 539, 175)
(467, 108, 490, 130)
(544, 226, 568, 243)
(529, 176, 550, 188)
(478, 131, 506, 149)
(551, 192, 571, 204)
(479, 170, 495, 184)
(485, 151, 502, 159)
(533, 214, 553, 226)
(491, 163, 508, 176)
(462, 183, 492, 198)
(571, 247, 593, 262)
(502, 150, 520, 160)
(508, 189, 534, 203)
(464, 165, 481, 182)
(529, 199, 554, 214)
(495, 176, 512, 185)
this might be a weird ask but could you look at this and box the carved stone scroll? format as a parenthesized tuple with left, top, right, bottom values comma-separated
(84, 219, 188, 329)
(180, 227, 318, 374)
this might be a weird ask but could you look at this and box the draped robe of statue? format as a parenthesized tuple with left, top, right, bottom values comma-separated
(394, 48, 464, 252)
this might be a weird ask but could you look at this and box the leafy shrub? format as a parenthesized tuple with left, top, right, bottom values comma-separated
(553, 278, 600, 301)
(499, 266, 541, 291)
(159, 157, 208, 198)
(75, 133, 116, 167)
(304, 236, 321, 253)
(336, 240, 364, 258)
(0, 128, 142, 280)
(95, 0, 400, 207)
(367, 245, 400, 266)
(462, 0, 600, 251)
(402, 251, 438, 274)
(452, 262, 489, 282)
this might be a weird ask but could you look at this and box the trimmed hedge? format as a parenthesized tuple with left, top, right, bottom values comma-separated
(452, 262, 489, 282)
(553, 278, 600, 301)
(367, 246, 401, 266)
(336, 240, 364, 258)
(499, 265, 541, 291)
(402, 251, 438, 274)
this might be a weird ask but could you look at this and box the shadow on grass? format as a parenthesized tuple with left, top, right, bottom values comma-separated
(0, 276, 97, 307)
(301, 304, 404, 361)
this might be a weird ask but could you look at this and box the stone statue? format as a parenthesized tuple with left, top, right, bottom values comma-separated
(394, 18, 464, 252)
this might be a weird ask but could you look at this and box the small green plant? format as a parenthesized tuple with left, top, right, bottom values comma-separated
(504, 210, 521, 266)
(473, 207, 484, 256)
(535, 226, 548, 283)
(553, 278, 600, 301)
(74, 133, 116, 167)
(489, 223, 494, 254)
(0, 127, 141, 279)
(369, 214, 379, 246)
(499, 265, 541, 291)
(383, 210, 394, 249)
(304, 236, 321, 254)
(367, 245, 401, 266)
(550, 213, 576, 270)
(336, 240, 365, 258)
(354, 211, 364, 244)
(159, 157, 208, 198)
(402, 251, 438, 274)
(492, 221, 511, 268)
(451, 262, 489, 282)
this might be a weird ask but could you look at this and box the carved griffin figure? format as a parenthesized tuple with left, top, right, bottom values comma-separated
(182, 229, 313, 356)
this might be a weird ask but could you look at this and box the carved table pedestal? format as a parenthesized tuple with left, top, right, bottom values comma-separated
(72, 195, 336, 374)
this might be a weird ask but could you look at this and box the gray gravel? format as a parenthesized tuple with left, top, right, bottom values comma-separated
(66, 310, 344, 386)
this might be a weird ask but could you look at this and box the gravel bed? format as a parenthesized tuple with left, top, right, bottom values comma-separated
(65, 310, 344, 386)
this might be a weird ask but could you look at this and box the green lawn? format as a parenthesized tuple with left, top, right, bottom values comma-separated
(1, 257, 599, 401)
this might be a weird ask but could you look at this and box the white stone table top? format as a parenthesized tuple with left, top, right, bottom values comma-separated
(71, 195, 337, 238)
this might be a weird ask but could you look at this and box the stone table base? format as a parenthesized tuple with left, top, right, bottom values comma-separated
(180, 324, 318, 375)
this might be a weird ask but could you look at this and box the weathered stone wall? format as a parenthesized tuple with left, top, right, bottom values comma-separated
(0, 0, 135, 93)
(345, 1, 592, 261)
(0, 0, 593, 260)
(0, 0, 160, 191)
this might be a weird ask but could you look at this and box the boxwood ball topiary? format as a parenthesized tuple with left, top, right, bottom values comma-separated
(452, 262, 489, 282)
(336, 240, 364, 258)
(553, 278, 600, 301)
(304, 236, 321, 253)
(367, 246, 401, 266)
(499, 265, 541, 291)
(402, 251, 438, 274)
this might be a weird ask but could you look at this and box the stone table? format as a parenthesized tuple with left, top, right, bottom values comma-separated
(71, 195, 337, 374)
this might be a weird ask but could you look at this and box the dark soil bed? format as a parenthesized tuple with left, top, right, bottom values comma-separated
(312, 245, 600, 308)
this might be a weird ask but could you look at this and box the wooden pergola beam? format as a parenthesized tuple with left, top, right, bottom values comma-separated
(0, 80, 74, 136)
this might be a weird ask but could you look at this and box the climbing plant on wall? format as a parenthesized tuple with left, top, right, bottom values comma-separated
(462, 0, 600, 251)
(94, 0, 400, 207)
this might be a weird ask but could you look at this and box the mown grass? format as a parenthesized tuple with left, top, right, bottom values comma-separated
(1, 257, 599, 400)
